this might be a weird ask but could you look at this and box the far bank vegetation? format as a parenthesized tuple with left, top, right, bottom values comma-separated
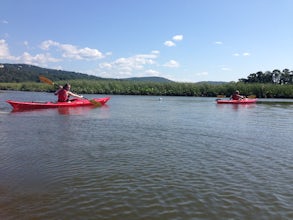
(0, 64, 293, 98)
(1, 80, 293, 98)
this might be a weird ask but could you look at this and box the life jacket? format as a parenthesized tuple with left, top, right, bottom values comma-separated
(58, 89, 69, 102)
(232, 94, 240, 100)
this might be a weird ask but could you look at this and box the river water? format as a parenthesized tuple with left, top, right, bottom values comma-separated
(0, 91, 292, 220)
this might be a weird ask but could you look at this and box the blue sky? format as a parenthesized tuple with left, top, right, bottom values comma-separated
(1, 0, 293, 82)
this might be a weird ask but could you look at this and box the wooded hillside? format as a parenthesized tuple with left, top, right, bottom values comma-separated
(0, 63, 172, 83)
(0, 63, 102, 82)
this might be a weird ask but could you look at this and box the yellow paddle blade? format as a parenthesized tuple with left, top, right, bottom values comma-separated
(39, 75, 54, 85)
(217, 95, 226, 98)
(247, 95, 256, 99)
(89, 99, 102, 107)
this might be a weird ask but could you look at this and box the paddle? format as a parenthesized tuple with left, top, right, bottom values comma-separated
(247, 95, 256, 99)
(39, 75, 102, 106)
(216, 94, 227, 101)
(39, 75, 55, 86)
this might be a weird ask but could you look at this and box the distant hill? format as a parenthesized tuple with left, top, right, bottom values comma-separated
(0, 63, 230, 84)
(0, 63, 102, 82)
(0, 63, 173, 83)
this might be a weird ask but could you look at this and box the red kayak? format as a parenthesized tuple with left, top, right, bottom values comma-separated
(216, 98, 257, 104)
(6, 97, 110, 110)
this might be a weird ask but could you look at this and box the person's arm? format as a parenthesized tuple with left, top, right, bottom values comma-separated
(68, 91, 83, 99)
(238, 94, 245, 99)
(54, 86, 63, 95)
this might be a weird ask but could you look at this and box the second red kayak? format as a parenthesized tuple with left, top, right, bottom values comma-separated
(216, 98, 257, 104)
(7, 97, 110, 110)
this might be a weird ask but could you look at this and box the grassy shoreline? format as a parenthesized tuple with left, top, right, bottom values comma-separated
(1, 81, 293, 98)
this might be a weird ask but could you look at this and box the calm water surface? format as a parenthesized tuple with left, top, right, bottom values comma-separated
(0, 91, 292, 220)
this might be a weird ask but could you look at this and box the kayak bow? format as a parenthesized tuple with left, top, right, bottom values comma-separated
(7, 97, 110, 110)
(216, 98, 257, 104)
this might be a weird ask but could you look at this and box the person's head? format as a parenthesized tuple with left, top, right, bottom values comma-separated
(63, 83, 71, 91)
(235, 90, 239, 94)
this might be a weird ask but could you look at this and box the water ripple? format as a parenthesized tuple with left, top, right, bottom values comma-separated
(0, 95, 292, 219)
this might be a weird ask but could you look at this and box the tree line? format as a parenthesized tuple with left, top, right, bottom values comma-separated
(239, 69, 293, 84)
(1, 64, 293, 98)
(1, 80, 293, 98)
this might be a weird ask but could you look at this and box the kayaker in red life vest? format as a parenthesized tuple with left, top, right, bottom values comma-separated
(231, 90, 246, 100)
(54, 83, 83, 102)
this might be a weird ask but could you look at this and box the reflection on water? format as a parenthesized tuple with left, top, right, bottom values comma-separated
(57, 106, 92, 115)
(0, 92, 292, 220)
(216, 103, 257, 111)
(9, 106, 94, 115)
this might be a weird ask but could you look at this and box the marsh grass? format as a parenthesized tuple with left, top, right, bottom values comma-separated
(1, 80, 293, 98)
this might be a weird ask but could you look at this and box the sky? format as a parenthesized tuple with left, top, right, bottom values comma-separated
(1, 0, 293, 82)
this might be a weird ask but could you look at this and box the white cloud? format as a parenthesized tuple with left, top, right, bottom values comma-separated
(164, 40, 176, 47)
(145, 69, 161, 76)
(40, 40, 59, 50)
(218, 65, 231, 71)
(164, 35, 183, 47)
(163, 60, 179, 68)
(105, 51, 112, 56)
(97, 52, 159, 78)
(53, 65, 64, 70)
(1, 20, 8, 24)
(21, 52, 60, 65)
(0, 39, 11, 58)
(112, 54, 156, 71)
(99, 62, 112, 69)
(40, 40, 104, 60)
(233, 52, 251, 57)
(221, 67, 231, 71)
(173, 35, 183, 41)
(151, 50, 160, 54)
(0, 39, 60, 65)
(214, 41, 223, 45)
